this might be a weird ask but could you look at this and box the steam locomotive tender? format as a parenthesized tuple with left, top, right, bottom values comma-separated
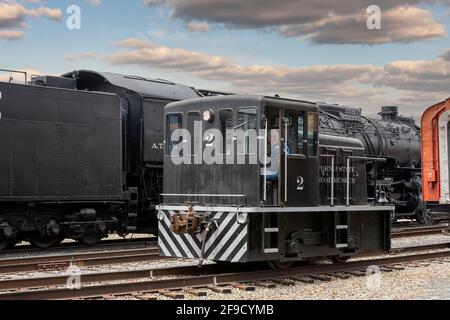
(157, 95, 393, 266)
(0, 70, 199, 249)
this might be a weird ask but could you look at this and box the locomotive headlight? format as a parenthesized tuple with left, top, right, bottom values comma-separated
(157, 211, 165, 221)
(203, 110, 214, 123)
(237, 213, 248, 225)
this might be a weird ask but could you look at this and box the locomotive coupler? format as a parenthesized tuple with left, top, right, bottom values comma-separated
(170, 204, 206, 235)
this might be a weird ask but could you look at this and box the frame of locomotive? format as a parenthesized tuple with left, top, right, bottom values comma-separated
(158, 95, 393, 264)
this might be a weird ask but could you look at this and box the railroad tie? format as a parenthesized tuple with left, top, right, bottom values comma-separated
(384, 265, 406, 270)
(342, 270, 366, 277)
(327, 273, 350, 280)
(159, 290, 184, 299)
(135, 294, 158, 300)
(184, 288, 208, 297)
(379, 267, 394, 272)
(231, 283, 255, 292)
(254, 281, 277, 288)
(290, 276, 315, 284)
(272, 279, 295, 286)
(307, 274, 332, 282)
(206, 285, 232, 294)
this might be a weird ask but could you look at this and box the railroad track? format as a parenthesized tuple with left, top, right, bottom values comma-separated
(0, 237, 155, 256)
(0, 225, 447, 276)
(391, 225, 450, 238)
(0, 241, 159, 274)
(1, 243, 449, 300)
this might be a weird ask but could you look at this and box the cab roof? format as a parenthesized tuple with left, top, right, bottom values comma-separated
(165, 95, 319, 113)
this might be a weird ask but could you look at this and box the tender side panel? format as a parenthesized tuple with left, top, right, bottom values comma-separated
(0, 82, 123, 200)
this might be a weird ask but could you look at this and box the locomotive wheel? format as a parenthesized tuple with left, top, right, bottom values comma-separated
(30, 233, 63, 249)
(331, 256, 350, 264)
(267, 260, 294, 270)
(79, 232, 101, 246)
(417, 210, 434, 225)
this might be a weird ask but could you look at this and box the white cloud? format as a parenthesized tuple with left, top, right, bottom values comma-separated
(99, 38, 450, 115)
(0, 2, 62, 40)
(186, 21, 209, 32)
(143, 0, 449, 44)
(64, 51, 98, 61)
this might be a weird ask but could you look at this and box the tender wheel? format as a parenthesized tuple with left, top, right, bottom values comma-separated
(267, 260, 294, 270)
(331, 256, 350, 264)
(30, 233, 63, 249)
(79, 232, 102, 246)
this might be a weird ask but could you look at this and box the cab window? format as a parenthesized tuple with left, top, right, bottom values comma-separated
(237, 107, 257, 155)
(298, 113, 305, 155)
(307, 112, 319, 156)
(220, 109, 233, 155)
(166, 113, 182, 156)
(187, 111, 201, 156)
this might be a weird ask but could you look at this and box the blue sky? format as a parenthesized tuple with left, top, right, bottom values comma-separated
(1, 0, 450, 116)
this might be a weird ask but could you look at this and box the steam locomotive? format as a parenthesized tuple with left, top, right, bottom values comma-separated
(319, 104, 423, 222)
(0, 70, 200, 250)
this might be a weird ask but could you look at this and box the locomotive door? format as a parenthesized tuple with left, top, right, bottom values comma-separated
(282, 110, 320, 207)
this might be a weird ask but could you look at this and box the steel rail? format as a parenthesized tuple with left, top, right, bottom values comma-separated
(0, 246, 158, 268)
(0, 250, 161, 274)
(1, 249, 450, 300)
(391, 225, 450, 238)
(0, 238, 156, 256)
(1, 243, 448, 292)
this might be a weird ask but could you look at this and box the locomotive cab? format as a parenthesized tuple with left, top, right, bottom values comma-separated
(158, 95, 393, 265)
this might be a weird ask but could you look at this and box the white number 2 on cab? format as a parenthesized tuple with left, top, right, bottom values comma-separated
(296, 176, 305, 191)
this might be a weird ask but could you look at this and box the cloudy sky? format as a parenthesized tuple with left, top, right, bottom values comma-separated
(1, 0, 450, 118)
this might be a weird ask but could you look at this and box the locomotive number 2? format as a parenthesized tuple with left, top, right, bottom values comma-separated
(296, 176, 305, 191)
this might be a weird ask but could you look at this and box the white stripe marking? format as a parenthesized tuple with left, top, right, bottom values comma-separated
(231, 242, 248, 262)
(219, 227, 248, 261)
(207, 220, 241, 261)
(162, 213, 200, 257)
(158, 236, 171, 257)
(205, 212, 234, 252)
(159, 224, 182, 257)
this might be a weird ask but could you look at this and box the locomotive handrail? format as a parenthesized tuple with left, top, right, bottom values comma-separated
(162, 193, 247, 197)
(0, 68, 27, 84)
(161, 193, 247, 206)
(346, 156, 387, 206)
(320, 154, 336, 207)
(263, 117, 268, 202)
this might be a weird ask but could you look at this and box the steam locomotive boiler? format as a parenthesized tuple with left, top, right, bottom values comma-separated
(319, 104, 423, 222)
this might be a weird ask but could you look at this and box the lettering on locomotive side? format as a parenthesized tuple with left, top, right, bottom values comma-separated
(319, 165, 357, 184)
